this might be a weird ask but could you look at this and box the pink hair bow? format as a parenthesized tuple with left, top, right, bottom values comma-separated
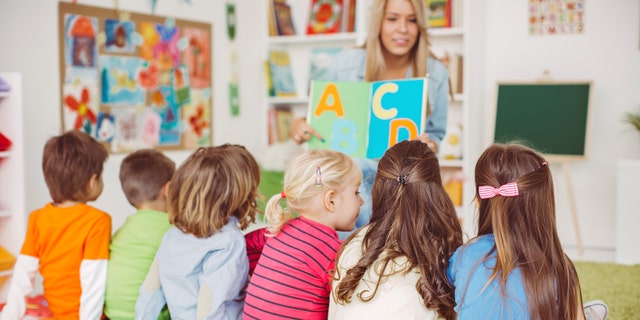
(478, 182, 519, 199)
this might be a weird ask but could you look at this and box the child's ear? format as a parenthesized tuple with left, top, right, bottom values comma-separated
(160, 181, 171, 199)
(323, 190, 336, 213)
(88, 174, 98, 191)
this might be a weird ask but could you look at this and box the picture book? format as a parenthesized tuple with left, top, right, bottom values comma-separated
(307, 0, 343, 34)
(273, 1, 296, 36)
(268, 50, 296, 97)
(426, 0, 451, 28)
(307, 78, 428, 159)
(268, 105, 293, 144)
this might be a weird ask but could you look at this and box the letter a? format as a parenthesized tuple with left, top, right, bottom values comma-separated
(313, 83, 344, 117)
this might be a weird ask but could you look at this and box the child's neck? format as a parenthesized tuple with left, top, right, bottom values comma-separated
(137, 199, 167, 212)
(298, 211, 334, 231)
(52, 200, 83, 208)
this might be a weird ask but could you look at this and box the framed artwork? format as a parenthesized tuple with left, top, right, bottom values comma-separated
(529, 0, 585, 36)
(58, 2, 212, 152)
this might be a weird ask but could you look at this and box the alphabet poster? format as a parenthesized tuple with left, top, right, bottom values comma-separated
(58, 2, 212, 152)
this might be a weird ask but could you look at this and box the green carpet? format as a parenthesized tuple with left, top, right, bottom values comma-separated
(575, 261, 640, 319)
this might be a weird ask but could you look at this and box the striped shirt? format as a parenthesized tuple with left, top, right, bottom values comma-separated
(243, 216, 341, 320)
(245, 227, 267, 276)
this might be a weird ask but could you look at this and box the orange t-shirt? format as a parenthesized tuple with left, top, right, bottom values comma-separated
(20, 203, 111, 319)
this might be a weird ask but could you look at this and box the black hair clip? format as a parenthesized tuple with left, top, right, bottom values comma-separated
(396, 175, 408, 185)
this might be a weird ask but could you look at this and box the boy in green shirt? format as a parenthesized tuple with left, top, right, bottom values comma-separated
(105, 149, 175, 320)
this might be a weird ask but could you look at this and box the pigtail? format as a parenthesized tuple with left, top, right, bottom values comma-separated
(264, 193, 292, 236)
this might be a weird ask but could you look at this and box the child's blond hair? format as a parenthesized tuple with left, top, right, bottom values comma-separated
(167, 144, 260, 237)
(264, 149, 360, 235)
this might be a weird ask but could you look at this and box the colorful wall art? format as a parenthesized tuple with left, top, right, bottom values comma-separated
(58, 2, 212, 152)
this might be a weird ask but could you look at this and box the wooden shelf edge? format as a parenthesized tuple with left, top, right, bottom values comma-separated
(428, 27, 465, 37)
(268, 32, 359, 45)
(267, 96, 309, 105)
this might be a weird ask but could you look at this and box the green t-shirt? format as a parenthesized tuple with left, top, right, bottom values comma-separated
(105, 209, 172, 320)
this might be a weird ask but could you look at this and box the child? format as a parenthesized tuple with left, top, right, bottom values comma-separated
(243, 149, 363, 320)
(104, 149, 176, 320)
(329, 140, 463, 320)
(447, 143, 588, 319)
(135, 144, 260, 319)
(1, 130, 111, 319)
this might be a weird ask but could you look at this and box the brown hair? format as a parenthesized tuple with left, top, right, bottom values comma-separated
(333, 140, 462, 320)
(264, 149, 360, 235)
(42, 130, 108, 203)
(119, 149, 175, 207)
(473, 143, 583, 319)
(364, 0, 432, 82)
(167, 144, 260, 238)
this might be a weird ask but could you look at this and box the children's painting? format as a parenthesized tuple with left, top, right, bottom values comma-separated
(529, 0, 585, 35)
(58, 2, 212, 152)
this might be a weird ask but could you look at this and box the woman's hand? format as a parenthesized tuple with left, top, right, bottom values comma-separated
(290, 117, 323, 144)
(415, 133, 438, 153)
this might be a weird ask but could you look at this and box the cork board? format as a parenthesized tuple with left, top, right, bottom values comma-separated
(58, 2, 212, 152)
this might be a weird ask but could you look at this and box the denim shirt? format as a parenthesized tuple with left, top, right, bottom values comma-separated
(135, 217, 248, 320)
(326, 48, 450, 144)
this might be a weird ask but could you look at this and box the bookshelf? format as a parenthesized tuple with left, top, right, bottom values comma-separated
(0, 73, 26, 299)
(261, 0, 480, 237)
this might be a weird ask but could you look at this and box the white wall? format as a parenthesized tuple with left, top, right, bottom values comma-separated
(0, 0, 264, 232)
(476, 0, 640, 260)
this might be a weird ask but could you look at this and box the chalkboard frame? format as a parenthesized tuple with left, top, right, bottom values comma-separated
(492, 81, 593, 162)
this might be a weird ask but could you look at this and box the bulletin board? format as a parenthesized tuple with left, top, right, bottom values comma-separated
(58, 2, 212, 153)
(493, 82, 592, 161)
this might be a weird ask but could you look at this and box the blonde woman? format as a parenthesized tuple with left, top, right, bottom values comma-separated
(290, 0, 450, 239)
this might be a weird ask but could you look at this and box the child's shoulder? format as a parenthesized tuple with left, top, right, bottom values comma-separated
(451, 234, 495, 263)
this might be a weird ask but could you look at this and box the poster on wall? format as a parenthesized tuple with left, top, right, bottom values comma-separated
(529, 0, 585, 36)
(58, 2, 212, 153)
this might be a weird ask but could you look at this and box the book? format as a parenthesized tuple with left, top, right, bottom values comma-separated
(267, 1, 278, 36)
(341, 0, 356, 32)
(306, 0, 343, 35)
(307, 78, 428, 159)
(426, 0, 451, 28)
(273, 1, 296, 36)
(268, 50, 296, 97)
(308, 47, 342, 91)
(268, 105, 293, 144)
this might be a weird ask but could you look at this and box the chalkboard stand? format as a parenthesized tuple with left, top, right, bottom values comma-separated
(494, 72, 592, 256)
(538, 71, 584, 255)
(560, 161, 584, 256)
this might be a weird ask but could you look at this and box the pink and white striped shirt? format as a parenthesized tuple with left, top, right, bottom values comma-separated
(243, 216, 341, 320)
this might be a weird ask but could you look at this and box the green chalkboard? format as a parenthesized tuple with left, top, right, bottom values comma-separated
(493, 82, 592, 160)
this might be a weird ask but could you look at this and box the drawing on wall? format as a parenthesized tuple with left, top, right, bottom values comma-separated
(529, 0, 585, 35)
(59, 2, 212, 152)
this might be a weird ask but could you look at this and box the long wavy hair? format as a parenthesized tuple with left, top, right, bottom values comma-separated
(364, 0, 432, 82)
(472, 143, 583, 319)
(333, 140, 462, 320)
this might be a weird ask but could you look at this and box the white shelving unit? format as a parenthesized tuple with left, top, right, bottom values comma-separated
(261, 0, 478, 237)
(0, 73, 26, 299)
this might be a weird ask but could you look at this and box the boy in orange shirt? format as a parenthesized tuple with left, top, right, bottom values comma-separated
(1, 130, 111, 320)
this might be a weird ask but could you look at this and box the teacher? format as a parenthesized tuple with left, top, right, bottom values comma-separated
(290, 0, 450, 237)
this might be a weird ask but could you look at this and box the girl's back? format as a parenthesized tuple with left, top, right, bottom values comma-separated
(244, 217, 341, 320)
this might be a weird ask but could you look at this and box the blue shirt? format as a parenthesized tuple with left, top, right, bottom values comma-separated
(135, 217, 248, 320)
(326, 48, 450, 144)
(447, 234, 529, 320)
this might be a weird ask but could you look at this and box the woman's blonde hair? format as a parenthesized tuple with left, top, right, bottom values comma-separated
(364, 0, 431, 82)
(167, 144, 260, 238)
(264, 149, 360, 235)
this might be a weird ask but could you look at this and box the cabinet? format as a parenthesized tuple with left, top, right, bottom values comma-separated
(261, 1, 477, 237)
(0, 73, 26, 300)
